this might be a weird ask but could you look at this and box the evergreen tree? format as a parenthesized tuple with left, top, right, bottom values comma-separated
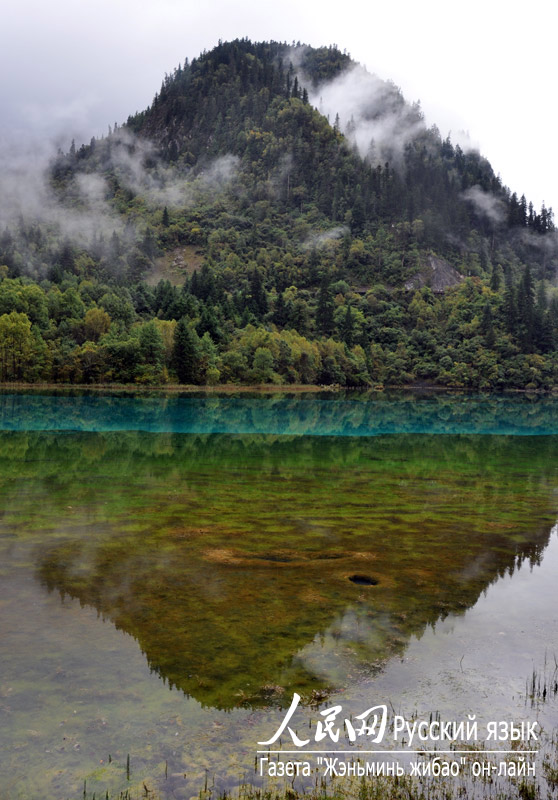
(502, 267, 516, 335)
(172, 318, 200, 383)
(489, 264, 501, 292)
(534, 281, 552, 352)
(197, 303, 223, 343)
(481, 302, 495, 348)
(272, 291, 288, 327)
(340, 304, 354, 346)
(516, 266, 535, 351)
(58, 241, 76, 274)
(139, 320, 165, 367)
(249, 269, 268, 316)
(316, 279, 334, 336)
(519, 194, 527, 226)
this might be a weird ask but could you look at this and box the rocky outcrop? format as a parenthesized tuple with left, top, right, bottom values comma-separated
(405, 255, 464, 293)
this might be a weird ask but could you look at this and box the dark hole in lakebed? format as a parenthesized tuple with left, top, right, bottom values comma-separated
(348, 574, 378, 586)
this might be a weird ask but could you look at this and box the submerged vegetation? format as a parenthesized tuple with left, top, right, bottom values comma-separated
(4, 426, 556, 708)
(70, 768, 558, 800)
(1, 40, 558, 389)
(2, 408, 558, 799)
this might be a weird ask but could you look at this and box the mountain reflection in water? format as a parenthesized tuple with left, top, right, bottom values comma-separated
(0, 429, 555, 709)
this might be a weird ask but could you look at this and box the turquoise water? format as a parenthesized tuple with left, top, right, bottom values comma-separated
(2, 390, 558, 434)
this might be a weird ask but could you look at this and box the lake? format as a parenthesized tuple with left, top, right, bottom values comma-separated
(1, 390, 558, 798)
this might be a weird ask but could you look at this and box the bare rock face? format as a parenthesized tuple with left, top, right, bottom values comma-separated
(405, 255, 464, 293)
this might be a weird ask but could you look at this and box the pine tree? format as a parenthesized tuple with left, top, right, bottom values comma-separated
(519, 194, 527, 226)
(249, 269, 268, 316)
(173, 318, 199, 383)
(503, 267, 516, 335)
(272, 291, 288, 327)
(139, 321, 164, 367)
(316, 279, 334, 336)
(534, 281, 552, 352)
(516, 266, 535, 351)
(197, 303, 222, 343)
(489, 264, 501, 292)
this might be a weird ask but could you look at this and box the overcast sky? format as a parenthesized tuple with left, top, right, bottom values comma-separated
(1, 0, 556, 211)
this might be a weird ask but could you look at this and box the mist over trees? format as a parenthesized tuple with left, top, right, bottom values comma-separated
(0, 38, 557, 390)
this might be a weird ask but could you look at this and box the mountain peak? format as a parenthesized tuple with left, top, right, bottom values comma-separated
(0, 38, 556, 391)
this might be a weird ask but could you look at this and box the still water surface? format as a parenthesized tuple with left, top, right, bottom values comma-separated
(1, 391, 558, 798)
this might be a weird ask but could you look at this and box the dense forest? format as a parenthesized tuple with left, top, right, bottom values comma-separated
(1, 38, 557, 389)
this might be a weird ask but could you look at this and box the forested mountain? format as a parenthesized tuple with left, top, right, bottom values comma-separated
(1, 38, 557, 389)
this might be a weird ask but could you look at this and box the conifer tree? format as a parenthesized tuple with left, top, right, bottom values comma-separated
(316, 279, 334, 336)
(503, 267, 517, 335)
(490, 264, 501, 292)
(173, 318, 199, 383)
(273, 291, 288, 327)
(481, 302, 495, 348)
(516, 266, 535, 351)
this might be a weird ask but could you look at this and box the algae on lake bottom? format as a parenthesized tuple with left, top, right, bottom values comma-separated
(1, 431, 557, 710)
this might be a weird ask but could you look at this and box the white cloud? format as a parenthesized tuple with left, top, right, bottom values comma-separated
(461, 186, 506, 224)
(305, 63, 425, 167)
(0, 0, 555, 211)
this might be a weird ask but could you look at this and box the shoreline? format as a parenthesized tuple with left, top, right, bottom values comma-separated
(0, 381, 339, 394)
(0, 381, 557, 395)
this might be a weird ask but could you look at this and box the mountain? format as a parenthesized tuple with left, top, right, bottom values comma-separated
(0, 38, 557, 389)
